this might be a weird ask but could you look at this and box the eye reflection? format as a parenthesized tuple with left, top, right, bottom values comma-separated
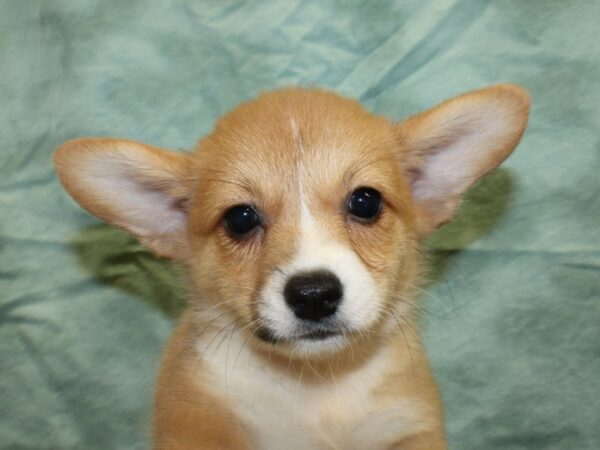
(347, 187, 382, 221)
(224, 204, 261, 236)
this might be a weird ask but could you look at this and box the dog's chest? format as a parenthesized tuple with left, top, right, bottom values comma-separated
(197, 339, 399, 450)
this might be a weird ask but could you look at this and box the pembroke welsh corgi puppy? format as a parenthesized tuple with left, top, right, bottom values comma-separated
(54, 84, 529, 450)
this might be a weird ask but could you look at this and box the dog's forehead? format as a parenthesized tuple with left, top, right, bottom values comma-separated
(194, 88, 398, 193)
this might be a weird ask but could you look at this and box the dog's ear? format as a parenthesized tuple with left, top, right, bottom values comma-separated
(54, 138, 194, 259)
(396, 84, 530, 238)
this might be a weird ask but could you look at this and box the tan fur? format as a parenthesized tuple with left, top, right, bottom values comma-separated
(54, 85, 529, 449)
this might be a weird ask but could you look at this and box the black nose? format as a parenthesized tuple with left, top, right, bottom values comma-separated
(284, 270, 343, 321)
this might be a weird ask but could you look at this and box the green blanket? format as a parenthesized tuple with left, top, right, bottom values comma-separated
(1, 1, 598, 449)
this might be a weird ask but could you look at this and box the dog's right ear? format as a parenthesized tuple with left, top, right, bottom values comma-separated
(54, 138, 195, 259)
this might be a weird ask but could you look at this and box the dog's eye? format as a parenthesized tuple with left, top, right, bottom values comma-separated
(348, 187, 382, 221)
(224, 204, 261, 236)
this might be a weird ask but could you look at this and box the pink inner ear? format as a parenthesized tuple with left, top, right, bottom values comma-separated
(406, 168, 422, 185)
(172, 198, 189, 213)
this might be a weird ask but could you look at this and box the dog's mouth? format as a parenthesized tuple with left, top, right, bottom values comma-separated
(298, 329, 340, 340)
(255, 326, 343, 345)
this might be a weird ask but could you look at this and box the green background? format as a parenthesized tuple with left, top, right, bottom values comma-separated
(1, 1, 599, 449)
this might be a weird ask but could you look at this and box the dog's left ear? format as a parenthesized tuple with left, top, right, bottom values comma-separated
(396, 84, 530, 237)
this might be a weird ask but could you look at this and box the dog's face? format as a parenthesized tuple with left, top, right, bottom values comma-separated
(186, 90, 418, 355)
(54, 86, 529, 357)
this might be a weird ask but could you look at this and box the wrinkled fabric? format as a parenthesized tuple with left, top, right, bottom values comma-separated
(0, 1, 599, 449)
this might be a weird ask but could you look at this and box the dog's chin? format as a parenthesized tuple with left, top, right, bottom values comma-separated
(255, 326, 351, 358)
(291, 333, 349, 357)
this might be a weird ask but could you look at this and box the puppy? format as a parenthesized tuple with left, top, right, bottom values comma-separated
(54, 85, 529, 450)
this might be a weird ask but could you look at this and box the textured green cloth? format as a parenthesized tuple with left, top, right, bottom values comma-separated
(1, 1, 599, 449)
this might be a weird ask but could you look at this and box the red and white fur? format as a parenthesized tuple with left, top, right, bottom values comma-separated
(54, 85, 529, 449)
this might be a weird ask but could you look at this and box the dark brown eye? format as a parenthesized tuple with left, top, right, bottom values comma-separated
(348, 187, 382, 221)
(224, 204, 261, 236)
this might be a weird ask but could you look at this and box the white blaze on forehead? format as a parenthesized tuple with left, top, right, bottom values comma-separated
(290, 117, 307, 204)
(257, 118, 383, 339)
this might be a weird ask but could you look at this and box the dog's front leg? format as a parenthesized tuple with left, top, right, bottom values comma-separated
(153, 387, 251, 450)
(153, 319, 252, 450)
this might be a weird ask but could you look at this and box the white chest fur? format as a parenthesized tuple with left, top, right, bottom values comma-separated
(194, 330, 419, 450)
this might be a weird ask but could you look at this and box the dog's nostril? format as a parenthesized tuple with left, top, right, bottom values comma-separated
(283, 270, 343, 321)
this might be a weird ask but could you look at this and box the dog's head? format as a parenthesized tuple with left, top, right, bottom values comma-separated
(55, 85, 529, 357)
